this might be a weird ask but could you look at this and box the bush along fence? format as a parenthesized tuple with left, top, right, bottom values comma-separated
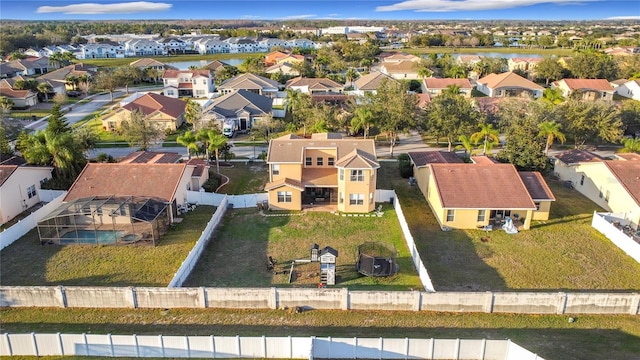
(592, 211, 640, 264)
(1, 286, 639, 315)
(0, 334, 542, 360)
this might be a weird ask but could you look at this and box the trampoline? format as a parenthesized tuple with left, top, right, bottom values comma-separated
(356, 242, 399, 277)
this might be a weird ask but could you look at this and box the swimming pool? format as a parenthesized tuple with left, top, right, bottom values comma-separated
(59, 230, 125, 245)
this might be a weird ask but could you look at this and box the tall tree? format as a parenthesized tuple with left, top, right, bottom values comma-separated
(37, 82, 53, 102)
(0, 96, 13, 117)
(46, 104, 71, 135)
(559, 100, 623, 147)
(542, 87, 565, 105)
(471, 123, 500, 156)
(176, 130, 199, 159)
(621, 138, 640, 154)
(184, 99, 203, 130)
(114, 65, 143, 94)
(197, 129, 227, 173)
(119, 109, 164, 151)
(92, 69, 120, 101)
(426, 91, 480, 152)
(374, 79, 418, 157)
(349, 102, 376, 139)
(535, 57, 564, 86)
(0, 125, 14, 162)
(455, 134, 476, 158)
(538, 121, 566, 156)
(567, 50, 618, 80)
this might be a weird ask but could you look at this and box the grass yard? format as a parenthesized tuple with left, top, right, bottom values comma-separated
(184, 206, 423, 290)
(377, 162, 640, 291)
(0, 206, 215, 287)
(1, 307, 638, 360)
(216, 162, 269, 194)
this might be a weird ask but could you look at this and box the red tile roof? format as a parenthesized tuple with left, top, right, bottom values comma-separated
(557, 78, 614, 92)
(604, 161, 640, 207)
(65, 163, 189, 202)
(519, 172, 556, 201)
(122, 93, 186, 119)
(431, 163, 536, 209)
(408, 151, 463, 167)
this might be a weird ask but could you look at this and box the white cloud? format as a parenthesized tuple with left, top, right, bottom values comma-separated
(281, 14, 317, 20)
(37, 1, 171, 15)
(605, 15, 640, 20)
(376, 0, 595, 13)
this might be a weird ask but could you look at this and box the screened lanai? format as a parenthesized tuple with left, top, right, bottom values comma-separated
(37, 195, 170, 246)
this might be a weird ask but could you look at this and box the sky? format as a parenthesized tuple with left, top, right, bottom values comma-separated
(1, 0, 639, 21)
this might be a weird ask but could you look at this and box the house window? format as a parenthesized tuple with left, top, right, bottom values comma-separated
(317, 157, 323, 166)
(580, 175, 585, 186)
(535, 202, 541, 211)
(272, 164, 280, 176)
(203, 79, 206, 84)
(328, 157, 334, 166)
(40, 178, 48, 186)
(350, 170, 364, 182)
(349, 194, 364, 206)
(166, 90, 174, 96)
(195, 90, 205, 96)
(305, 157, 312, 166)
(477, 210, 486, 222)
(339, 169, 344, 181)
(277, 191, 292, 203)
(446, 209, 455, 222)
(27, 185, 36, 199)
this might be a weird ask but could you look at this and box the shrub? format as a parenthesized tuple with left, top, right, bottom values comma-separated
(398, 153, 413, 178)
(202, 172, 223, 192)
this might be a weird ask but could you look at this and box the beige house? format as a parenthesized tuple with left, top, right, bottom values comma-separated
(551, 78, 614, 101)
(379, 60, 420, 80)
(0, 157, 53, 226)
(476, 72, 544, 99)
(101, 93, 187, 132)
(265, 133, 379, 213)
(408, 152, 554, 230)
(285, 77, 344, 95)
(553, 150, 640, 228)
(421, 78, 473, 97)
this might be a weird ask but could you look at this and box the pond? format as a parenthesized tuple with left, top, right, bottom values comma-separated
(166, 58, 244, 70)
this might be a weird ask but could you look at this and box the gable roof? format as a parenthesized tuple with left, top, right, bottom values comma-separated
(424, 78, 473, 90)
(218, 73, 280, 91)
(603, 161, 640, 207)
(129, 58, 167, 68)
(554, 149, 603, 165)
(120, 151, 182, 164)
(162, 69, 210, 79)
(267, 135, 377, 167)
(0, 165, 19, 187)
(408, 151, 463, 167)
(38, 63, 97, 82)
(264, 177, 305, 191)
(122, 93, 186, 119)
(478, 72, 544, 90)
(64, 163, 189, 203)
(556, 78, 614, 92)
(470, 156, 500, 165)
(430, 163, 537, 209)
(334, 148, 380, 169)
(286, 77, 343, 90)
(519, 172, 556, 201)
(207, 89, 272, 117)
(353, 71, 397, 91)
(0, 87, 36, 99)
(381, 60, 417, 74)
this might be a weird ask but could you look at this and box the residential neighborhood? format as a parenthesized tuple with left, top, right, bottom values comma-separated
(1, 15, 640, 360)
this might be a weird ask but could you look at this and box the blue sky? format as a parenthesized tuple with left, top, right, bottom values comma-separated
(1, 0, 639, 21)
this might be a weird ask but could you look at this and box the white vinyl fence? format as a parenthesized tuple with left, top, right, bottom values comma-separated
(0, 192, 66, 251)
(168, 197, 228, 287)
(186, 191, 268, 209)
(0, 334, 542, 360)
(592, 212, 640, 264)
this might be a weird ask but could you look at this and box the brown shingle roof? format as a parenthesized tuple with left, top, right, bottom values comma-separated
(424, 78, 472, 90)
(122, 93, 186, 119)
(334, 148, 380, 169)
(603, 161, 640, 207)
(554, 149, 603, 165)
(381, 60, 417, 74)
(267, 135, 377, 165)
(557, 78, 614, 92)
(0, 165, 18, 187)
(264, 177, 305, 191)
(129, 58, 166, 68)
(0, 87, 36, 99)
(478, 72, 544, 90)
(286, 77, 343, 90)
(64, 163, 189, 202)
(408, 151, 463, 167)
(163, 69, 210, 78)
(431, 163, 536, 209)
(353, 72, 397, 91)
(519, 172, 556, 201)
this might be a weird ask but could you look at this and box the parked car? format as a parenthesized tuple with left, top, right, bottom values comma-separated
(67, 91, 81, 97)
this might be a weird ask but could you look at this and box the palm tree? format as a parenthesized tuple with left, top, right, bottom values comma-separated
(455, 134, 475, 157)
(621, 138, 640, 153)
(542, 87, 565, 105)
(442, 84, 461, 96)
(537, 121, 566, 156)
(350, 105, 376, 139)
(417, 66, 433, 80)
(197, 129, 227, 173)
(0, 96, 14, 118)
(37, 82, 53, 102)
(345, 68, 359, 86)
(22, 130, 86, 182)
(470, 123, 500, 156)
(176, 131, 199, 159)
(65, 75, 79, 91)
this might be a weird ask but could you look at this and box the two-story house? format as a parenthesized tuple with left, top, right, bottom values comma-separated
(0, 157, 53, 226)
(162, 69, 215, 98)
(265, 133, 379, 213)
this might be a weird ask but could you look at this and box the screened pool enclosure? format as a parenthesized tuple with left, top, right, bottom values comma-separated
(37, 196, 170, 246)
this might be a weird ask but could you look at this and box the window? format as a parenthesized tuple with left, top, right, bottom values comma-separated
(477, 210, 486, 222)
(350, 170, 364, 182)
(580, 175, 585, 186)
(40, 178, 48, 186)
(27, 185, 36, 199)
(277, 191, 292, 203)
(535, 202, 541, 211)
(339, 169, 344, 181)
(349, 194, 364, 206)
(272, 164, 279, 176)
(202, 79, 206, 84)
(317, 157, 323, 166)
(446, 209, 455, 222)
(328, 157, 334, 166)
(305, 157, 312, 166)
(166, 90, 174, 96)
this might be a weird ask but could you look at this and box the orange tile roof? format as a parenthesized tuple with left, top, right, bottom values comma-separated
(558, 78, 614, 92)
(64, 163, 189, 202)
(478, 72, 544, 90)
(431, 163, 536, 209)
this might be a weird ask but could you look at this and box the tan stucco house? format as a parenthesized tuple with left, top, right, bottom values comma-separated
(476, 72, 544, 99)
(101, 93, 187, 132)
(0, 157, 53, 226)
(265, 133, 379, 213)
(408, 152, 554, 230)
(551, 78, 614, 101)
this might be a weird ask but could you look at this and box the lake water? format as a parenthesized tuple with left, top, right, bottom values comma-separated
(435, 52, 546, 59)
(167, 58, 244, 70)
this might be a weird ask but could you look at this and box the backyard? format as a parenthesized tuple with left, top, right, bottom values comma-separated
(0, 206, 215, 287)
(377, 162, 640, 291)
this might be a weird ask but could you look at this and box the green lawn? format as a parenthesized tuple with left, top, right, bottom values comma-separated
(184, 205, 423, 290)
(80, 53, 255, 68)
(407, 46, 573, 56)
(0, 308, 638, 360)
(0, 206, 215, 287)
(377, 162, 640, 291)
(216, 162, 269, 194)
